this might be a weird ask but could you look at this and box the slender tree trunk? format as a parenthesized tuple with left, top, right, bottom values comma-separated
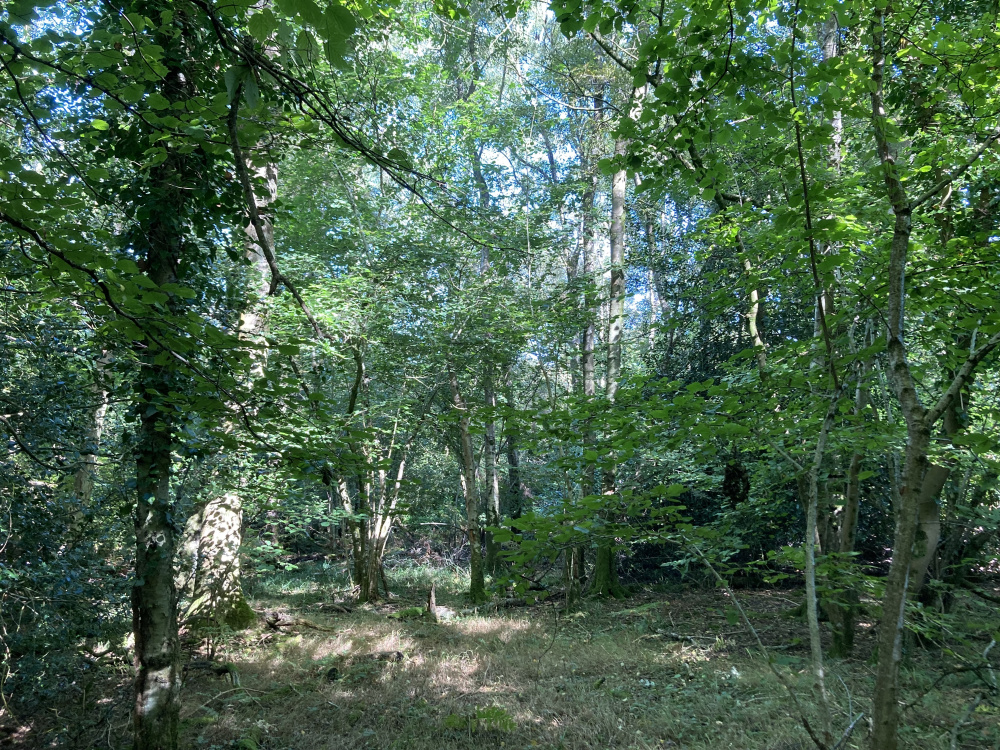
(829, 349, 870, 657)
(561, 228, 586, 605)
(503, 367, 532, 528)
(450, 363, 486, 602)
(592, 137, 628, 600)
(70, 357, 109, 541)
(868, 17, 1000, 747)
(132, 64, 188, 745)
(483, 374, 502, 575)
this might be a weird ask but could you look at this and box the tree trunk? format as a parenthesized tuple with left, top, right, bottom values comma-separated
(868, 17, 1000, 746)
(908, 464, 950, 595)
(178, 493, 255, 630)
(132, 106, 186, 750)
(591, 138, 628, 600)
(450, 363, 486, 602)
(483, 373, 501, 575)
(133, 385, 180, 750)
(505, 431, 529, 522)
(69, 357, 109, 541)
(178, 137, 276, 629)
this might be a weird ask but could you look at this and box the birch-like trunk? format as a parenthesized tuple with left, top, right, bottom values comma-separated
(591, 137, 628, 600)
(450, 364, 486, 602)
(178, 153, 276, 630)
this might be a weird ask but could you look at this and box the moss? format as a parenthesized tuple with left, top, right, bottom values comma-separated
(224, 597, 257, 630)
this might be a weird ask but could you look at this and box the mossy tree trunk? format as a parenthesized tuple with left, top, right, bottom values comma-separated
(130, 13, 194, 746)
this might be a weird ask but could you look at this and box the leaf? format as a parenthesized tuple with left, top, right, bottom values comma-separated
(247, 8, 277, 41)
(289, 0, 324, 26)
(91, 119, 110, 131)
(322, 3, 356, 40)
(386, 147, 411, 169)
(225, 66, 248, 104)
(323, 35, 348, 67)
(147, 92, 170, 110)
(243, 75, 260, 110)
(7, 0, 39, 25)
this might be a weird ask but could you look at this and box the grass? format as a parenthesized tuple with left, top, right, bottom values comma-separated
(9, 561, 999, 749)
(175, 563, 999, 750)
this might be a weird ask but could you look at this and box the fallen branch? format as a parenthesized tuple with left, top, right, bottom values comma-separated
(262, 610, 334, 632)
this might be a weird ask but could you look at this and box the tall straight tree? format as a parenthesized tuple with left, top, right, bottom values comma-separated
(591, 134, 628, 599)
(128, 7, 198, 744)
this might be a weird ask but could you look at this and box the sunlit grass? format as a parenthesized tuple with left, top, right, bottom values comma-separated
(169, 564, 1000, 750)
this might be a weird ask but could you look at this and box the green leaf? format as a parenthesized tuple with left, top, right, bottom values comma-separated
(247, 8, 278, 41)
(322, 3, 356, 40)
(386, 148, 411, 169)
(225, 66, 248, 104)
(91, 119, 110, 131)
(7, 0, 39, 25)
(147, 93, 170, 110)
(289, 0, 324, 26)
(243, 75, 260, 109)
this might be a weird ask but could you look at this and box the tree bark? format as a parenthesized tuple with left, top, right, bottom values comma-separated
(868, 16, 1000, 748)
(483, 373, 502, 575)
(69, 356, 109, 541)
(132, 63, 188, 743)
(450, 363, 486, 602)
(178, 157, 275, 629)
(592, 137, 628, 600)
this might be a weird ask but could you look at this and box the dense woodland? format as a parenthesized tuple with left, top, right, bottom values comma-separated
(1, 0, 999, 748)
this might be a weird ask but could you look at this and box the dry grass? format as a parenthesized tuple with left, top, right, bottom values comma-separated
(173, 567, 999, 750)
(8, 564, 997, 749)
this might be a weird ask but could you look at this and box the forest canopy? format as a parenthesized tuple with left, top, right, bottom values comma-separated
(1, 0, 999, 748)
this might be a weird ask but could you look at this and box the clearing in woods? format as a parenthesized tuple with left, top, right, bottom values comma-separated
(179, 563, 995, 750)
(22, 561, 998, 750)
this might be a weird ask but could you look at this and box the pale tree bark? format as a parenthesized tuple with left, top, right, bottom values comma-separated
(591, 135, 628, 600)
(450, 362, 487, 602)
(178, 126, 277, 630)
(471, 146, 502, 576)
(869, 15, 1000, 749)
(566, 149, 599, 605)
(69, 355, 109, 541)
(483, 374, 502, 574)
(560, 182, 585, 605)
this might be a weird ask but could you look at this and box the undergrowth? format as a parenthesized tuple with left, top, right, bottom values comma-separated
(8, 561, 999, 749)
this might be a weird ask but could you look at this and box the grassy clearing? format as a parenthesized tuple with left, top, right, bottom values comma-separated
(10, 562, 998, 749)
(175, 564, 998, 750)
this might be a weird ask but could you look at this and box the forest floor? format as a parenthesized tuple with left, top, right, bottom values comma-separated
(10, 559, 1000, 750)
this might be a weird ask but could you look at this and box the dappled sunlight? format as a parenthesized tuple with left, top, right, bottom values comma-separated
(152, 576, 1000, 749)
(446, 614, 535, 639)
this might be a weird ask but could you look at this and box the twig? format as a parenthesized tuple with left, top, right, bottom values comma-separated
(948, 694, 981, 750)
(179, 687, 264, 718)
(688, 544, 830, 750)
(831, 712, 865, 750)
